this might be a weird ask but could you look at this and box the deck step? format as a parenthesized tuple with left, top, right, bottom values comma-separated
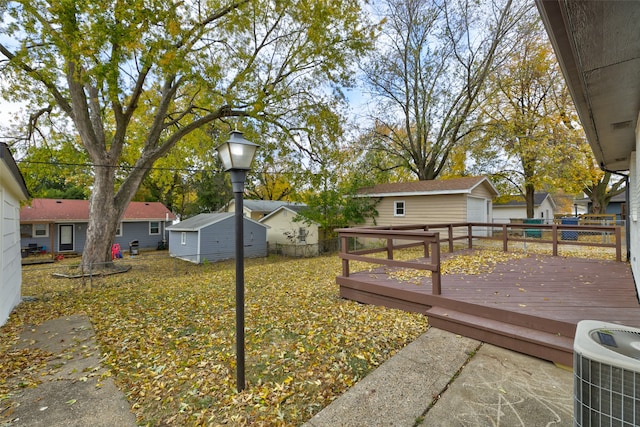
(426, 306, 574, 367)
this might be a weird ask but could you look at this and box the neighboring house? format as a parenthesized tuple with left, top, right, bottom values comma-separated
(20, 198, 176, 254)
(493, 192, 557, 223)
(166, 213, 267, 264)
(222, 199, 305, 221)
(572, 192, 627, 224)
(259, 204, 321, 256)
(537, 1, 640, 291)
(355, 177, 499, 234)
(1, 143, 30, 326)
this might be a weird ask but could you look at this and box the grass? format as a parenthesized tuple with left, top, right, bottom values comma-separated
(1, 252, 428, 426)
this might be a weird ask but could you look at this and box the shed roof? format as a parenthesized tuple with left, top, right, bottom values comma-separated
(494, 192, 556, 208)
(356, 176, 498, 197)
(242, 200, 305, 213)
(21, 198, 176, 222)
(167, 212, 267, 232)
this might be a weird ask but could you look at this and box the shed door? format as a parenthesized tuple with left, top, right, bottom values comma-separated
(59, 224, 74, 251)
(467, 196, 488, 237)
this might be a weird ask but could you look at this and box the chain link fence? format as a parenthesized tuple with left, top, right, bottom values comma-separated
(268, 238, 339, 258)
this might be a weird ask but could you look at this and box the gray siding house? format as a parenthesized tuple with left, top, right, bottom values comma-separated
(20, 198, 176, 255)
(167, 213, 267, 264)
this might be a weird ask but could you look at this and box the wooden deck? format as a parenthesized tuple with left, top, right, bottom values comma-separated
(337, 251, 640, 367)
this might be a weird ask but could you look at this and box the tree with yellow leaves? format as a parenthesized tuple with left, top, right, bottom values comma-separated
(1, 0, 375, 268)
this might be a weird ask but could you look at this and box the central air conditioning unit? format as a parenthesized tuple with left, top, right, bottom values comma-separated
(574, 320, 640, 426)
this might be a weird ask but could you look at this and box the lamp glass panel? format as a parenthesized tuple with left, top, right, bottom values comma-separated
(228, 142, 256, 170)
(217, 145, 232, 170)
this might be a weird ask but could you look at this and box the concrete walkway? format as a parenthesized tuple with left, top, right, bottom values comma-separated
(304, 328, 574, 427)
(2, 315, 136, 427)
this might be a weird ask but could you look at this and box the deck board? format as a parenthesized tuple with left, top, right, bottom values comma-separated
(337, 252, 640, 365)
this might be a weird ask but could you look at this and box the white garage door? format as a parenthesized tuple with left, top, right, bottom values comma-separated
(467, 196, 488, 236)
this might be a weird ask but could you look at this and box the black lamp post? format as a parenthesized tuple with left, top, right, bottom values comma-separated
(215, 130, 259, 392)
(574, 203, 578, 217)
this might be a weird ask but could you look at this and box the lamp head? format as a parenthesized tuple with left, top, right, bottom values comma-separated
(215, 130, 259, 171)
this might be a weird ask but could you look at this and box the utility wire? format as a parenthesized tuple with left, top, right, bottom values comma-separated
(16, 159, 210, 173)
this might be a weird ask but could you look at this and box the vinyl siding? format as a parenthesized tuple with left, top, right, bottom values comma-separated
(261, 210, 319, 246)
(469, 183, 495, 200)
(627, 111, 639, 293)
(367, 194, 468, 226)
(20, 220, 172, 254)
(1, 191, 23, 326)
(168, 230, 200, 263)
(169, 217, 266, 264)
(116, 221, 171, 250)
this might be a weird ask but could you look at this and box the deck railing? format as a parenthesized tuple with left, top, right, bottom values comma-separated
(336, 221, 623, 296)
(337, 227, 442, 295)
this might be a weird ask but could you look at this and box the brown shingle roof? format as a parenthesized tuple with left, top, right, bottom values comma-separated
(356, 176, 497, 196)
(21, 198, 176, 222)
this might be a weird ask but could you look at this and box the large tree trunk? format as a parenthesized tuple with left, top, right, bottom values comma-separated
(584, 171, 626, 216)
(525, 183, 535, 218)
(81, 167, 127, 270)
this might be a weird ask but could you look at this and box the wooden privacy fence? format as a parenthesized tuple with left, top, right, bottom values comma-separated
(336, 221, 623, 296)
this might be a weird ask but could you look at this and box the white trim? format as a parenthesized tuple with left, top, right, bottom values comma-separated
(394, 200, 406, 217)
(357, 189, 473, 198)
(115, 222, 123, 237)
(353, 178, 500, 198)
(149, 221, 160, 235)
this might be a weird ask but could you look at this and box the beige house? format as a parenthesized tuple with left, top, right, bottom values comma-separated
(356, 177, 499, 231)
(260, 205, 320, 256)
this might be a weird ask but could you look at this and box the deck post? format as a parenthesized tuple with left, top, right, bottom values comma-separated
(448, 225, 454, 253)
(467, 224, 473, 249)
(341, 236, 349, 277)
(552, 224, 558, 256)
(615, 226, 622, 262)
(387, 238, 393, 260)
(431, 238, 441, 295)
(502, 224, 508, 252)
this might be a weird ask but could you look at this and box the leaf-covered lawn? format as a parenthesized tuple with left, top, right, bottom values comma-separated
(2, 241, 617, 425)
(1, 253, 429, 426)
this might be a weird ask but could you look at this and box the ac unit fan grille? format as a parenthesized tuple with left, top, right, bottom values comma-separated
(574, 351, 640, 426)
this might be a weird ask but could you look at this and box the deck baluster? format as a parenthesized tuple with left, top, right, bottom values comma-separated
(341, 236, 349, 277)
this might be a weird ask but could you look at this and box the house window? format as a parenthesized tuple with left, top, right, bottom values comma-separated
(298, 227, 307, 243)
(115, 222, 123, 237)
(20, 224, 31, 238)
(394, 201, 405, 217)
(149, 221, 160, 235)
(181, 232, 186, 245)
(33, 223, 48, 238)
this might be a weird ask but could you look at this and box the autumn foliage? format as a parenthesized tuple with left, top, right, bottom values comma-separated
(1, 254, 427, 425)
